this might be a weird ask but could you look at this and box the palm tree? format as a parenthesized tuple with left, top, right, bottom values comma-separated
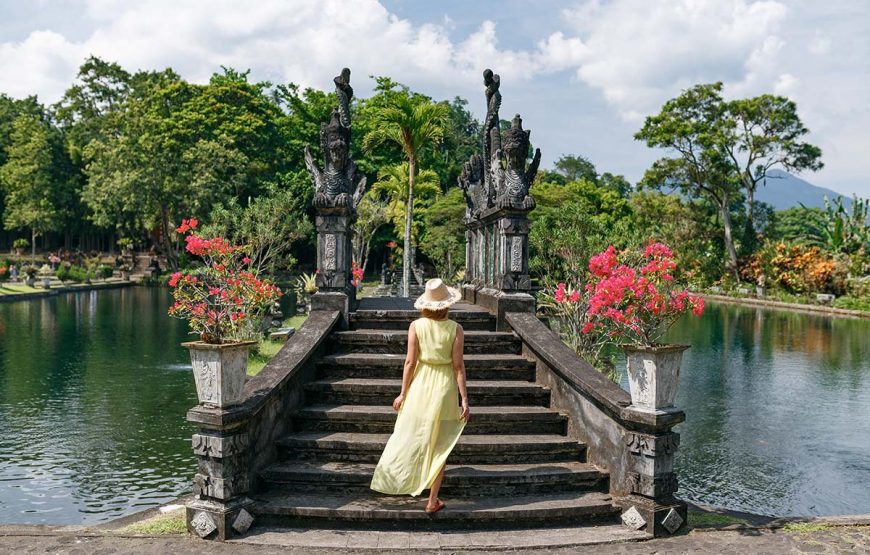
(363, 95, 449, 296)
(371, 163, 441, 260)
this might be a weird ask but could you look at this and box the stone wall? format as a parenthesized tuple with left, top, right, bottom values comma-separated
(506, 312, 687, 537)
(184, 310, 340, 541)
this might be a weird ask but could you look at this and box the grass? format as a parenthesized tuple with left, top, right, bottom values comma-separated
(0, 283, 43, 295)
(118, 508, 186, 535)
(688, 509, 749, 528)
(783, 521, 832, 533)
(246, 313, 309, 376)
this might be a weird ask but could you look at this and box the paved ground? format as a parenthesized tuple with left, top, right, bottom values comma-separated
(2, 525, 869, 554)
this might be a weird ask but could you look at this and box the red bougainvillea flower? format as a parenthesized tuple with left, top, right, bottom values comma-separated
(167, 217, 281, 344)
(583, 241, 704, 346)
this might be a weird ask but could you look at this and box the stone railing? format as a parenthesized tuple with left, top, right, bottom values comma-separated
(506, 312, 687, 536)
(184, 310, 340, 540)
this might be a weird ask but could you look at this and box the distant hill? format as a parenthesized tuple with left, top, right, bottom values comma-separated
(755, 170, 850, 211)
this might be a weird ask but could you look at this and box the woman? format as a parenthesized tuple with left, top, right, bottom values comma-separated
(370, 278, 470, 514)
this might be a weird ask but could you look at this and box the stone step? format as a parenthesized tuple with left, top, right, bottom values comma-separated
(350, 310, 495, 331)
(250, 490, 619, 529)
(260, 460, 607, 496)
(304, 378, 550, 407)
(294, 404, 568, 435)
(277, 432, 585, 464)
(317, 353, 536, 381)
(328, 330, 521, 355)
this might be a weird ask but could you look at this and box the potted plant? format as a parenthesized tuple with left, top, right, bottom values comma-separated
(294, 272, 318, 314)
(13, 238, 29, 256)
(168, 218, 282, 408)
(584, 243, 705, 413)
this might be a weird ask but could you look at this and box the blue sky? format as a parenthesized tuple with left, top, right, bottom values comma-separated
(1, 0, 868, 197)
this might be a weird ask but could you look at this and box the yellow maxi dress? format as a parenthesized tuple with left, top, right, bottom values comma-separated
(370, 317, 466, 496)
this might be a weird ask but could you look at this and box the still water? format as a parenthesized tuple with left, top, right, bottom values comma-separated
(659, 302, 870, 517)
(0, 288, 195, 524)
(0, 290, 868, 524)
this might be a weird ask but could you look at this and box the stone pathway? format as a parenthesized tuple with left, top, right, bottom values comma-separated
(1, 525, 868, 554)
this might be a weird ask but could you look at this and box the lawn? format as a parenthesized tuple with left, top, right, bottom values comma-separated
(246, 313, 309, 376)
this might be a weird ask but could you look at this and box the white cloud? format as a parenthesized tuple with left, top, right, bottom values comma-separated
(564, 0, 788, 121)
(0, 0, 868, 195)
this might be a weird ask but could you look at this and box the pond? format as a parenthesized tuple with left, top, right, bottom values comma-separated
(0, 288, 195, 525)
(656, 301, 870, 517)
(0, 290, 867, 524)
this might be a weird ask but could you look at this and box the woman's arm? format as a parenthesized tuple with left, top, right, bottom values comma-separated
(453, 324, 470, 421)
(393, 321, 419, 411)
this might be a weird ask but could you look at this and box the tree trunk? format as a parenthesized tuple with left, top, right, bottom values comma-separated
(160, 204, 177, 270)
(747, 186, 755, 236)
(720, 194, 740, 281)
(403, 157, 416, 297)
(31, 228, 36, 265)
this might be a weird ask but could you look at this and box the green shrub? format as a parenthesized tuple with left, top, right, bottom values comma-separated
(98, 265, 114, 280)
(12, 238, 29, 250)
(55, 265, 70, 283)
(832, 296, 870, 312)
(66, 265, 91, 283)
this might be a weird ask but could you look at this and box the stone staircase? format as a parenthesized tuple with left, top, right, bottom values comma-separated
(249, 303, 624, 530)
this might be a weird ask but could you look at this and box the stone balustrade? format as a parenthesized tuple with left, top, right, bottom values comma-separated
(506, 312, 687, 536)
(184, 310, 340, 540)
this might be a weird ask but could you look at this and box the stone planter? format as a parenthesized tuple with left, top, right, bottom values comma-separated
(622, 344, 689, 413)
(756, 285, 765, 297)
(121, 270, 131, 281)
(183, 340, 256, 408)
(42, 277, 51, 289)
(25, 277, 36, 287)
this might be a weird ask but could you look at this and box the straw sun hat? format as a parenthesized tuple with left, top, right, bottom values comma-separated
(414, 278, 462, 310)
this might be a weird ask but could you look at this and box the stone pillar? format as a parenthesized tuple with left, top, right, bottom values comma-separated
(310, 213, 355, 325)
(185, 425, 255, 541)
(495, 212, 531, 292)
(618, 425, 687, 536)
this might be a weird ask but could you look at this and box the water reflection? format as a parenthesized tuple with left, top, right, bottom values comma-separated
(660, 302, 870, 516)
(0, 288, 196, 524)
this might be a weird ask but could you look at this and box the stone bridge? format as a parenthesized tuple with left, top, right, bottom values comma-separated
(184, 68, 686, 543)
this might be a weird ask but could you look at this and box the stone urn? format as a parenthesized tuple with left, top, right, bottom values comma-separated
(622, 344, 689, 412)
(42, 277, 51, 289)
(25, 276, 36, 287)
(183, 340, 255, 408)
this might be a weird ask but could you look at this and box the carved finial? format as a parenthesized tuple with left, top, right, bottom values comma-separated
(334, 67, 353, 128)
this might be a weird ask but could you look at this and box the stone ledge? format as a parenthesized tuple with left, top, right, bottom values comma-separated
(505, 312, 684, 433)
(187, 310, 340, 429)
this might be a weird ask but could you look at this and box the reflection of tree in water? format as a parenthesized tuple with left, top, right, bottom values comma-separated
(664, 300, 870, 516)
(0, 288, 196, 523)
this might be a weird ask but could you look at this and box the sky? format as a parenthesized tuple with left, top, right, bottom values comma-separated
(0, 0, 868, 197)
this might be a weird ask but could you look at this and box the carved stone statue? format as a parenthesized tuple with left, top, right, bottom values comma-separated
(492, 114, 539, 210)
(304, 68, 366, 215)
(458, 153, 487, 220)
(460, 69, 538, 218)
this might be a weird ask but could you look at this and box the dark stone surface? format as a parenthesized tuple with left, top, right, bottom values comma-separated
(505, 311, 687, 536)
(185, 310, 340, 540)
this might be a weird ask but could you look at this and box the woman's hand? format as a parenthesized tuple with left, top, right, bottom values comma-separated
(460, 398, 470, 422)
(392, 393, 405, 412)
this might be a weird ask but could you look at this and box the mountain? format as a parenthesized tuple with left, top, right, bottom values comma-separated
(755, 170, 850, 211)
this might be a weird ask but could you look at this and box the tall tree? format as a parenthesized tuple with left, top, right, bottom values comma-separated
(724, 94, 822, 232)
(362, 80, 448, 296)
(635, 83, 743, 278)
(0, 114, 66, 261)
(554, 154, 598, 183)
(419, 187, 466, 282)
(369, 162, 441, 249)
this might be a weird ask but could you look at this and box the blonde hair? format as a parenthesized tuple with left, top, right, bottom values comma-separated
(421, 307, 449, 321)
